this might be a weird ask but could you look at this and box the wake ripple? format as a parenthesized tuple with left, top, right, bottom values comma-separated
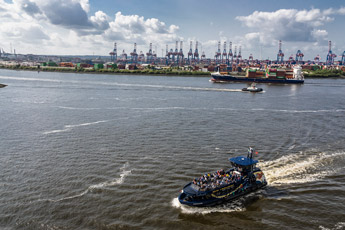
(48, 162, 131, 202)
(260, 150, 345, 185)
(172, 150, 345, 213)
(251, 108, 345, 113)
(0, 75, 240, 92)
(171, 197, 245, 214)
(43, 120, 108, 134)
(319, 222, 345, 230)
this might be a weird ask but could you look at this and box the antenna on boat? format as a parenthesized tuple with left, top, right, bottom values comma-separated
(247, 147, 254, 159)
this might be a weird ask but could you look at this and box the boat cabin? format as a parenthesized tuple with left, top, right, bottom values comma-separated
(229, 156, 258, 174)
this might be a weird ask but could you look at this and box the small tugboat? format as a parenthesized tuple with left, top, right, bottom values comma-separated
(178, 147, 267, 207)
(242, 83, 263, 92)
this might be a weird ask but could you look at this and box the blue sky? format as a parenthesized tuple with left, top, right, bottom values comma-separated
(1, 0, 345, 61)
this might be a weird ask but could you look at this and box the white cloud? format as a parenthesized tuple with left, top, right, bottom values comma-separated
(236, 7, 344, 45)
(312, 29, 328, 39)
(90, 11, 110, 30)
(0, 0, 180, 55)
(339, 7, 345, 14)
(0, 22, 49, 41)
(105, 12, 179, 44)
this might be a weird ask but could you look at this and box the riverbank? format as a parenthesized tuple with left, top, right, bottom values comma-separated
(0, 65, 211, 77)
(1, 65, 345, 79)
(303, 69, 345, 78)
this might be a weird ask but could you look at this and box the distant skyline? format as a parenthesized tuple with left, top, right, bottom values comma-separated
(1, 0, 345, 61)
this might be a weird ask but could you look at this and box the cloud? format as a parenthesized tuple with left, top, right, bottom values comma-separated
(90, 11, 110, 31)
(236, 8, 344, 45)
(9, 0, 109, 35)
(104, 12, 179, 44)
(0, 22, 49, 42)
(39, 1, 93, 29)
(0, 0, 181, 55)
(20, 0, 42, 17)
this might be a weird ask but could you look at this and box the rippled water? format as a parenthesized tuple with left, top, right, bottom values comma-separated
(1, 69, 345, 230)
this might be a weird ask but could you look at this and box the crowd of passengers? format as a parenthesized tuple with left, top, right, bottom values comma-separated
(192, 169, 243, 190)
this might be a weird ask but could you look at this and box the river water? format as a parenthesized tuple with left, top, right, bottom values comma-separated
(0, 69, 345, 230)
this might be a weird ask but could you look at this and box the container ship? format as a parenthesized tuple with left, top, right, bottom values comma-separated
(211, 65, 304, 84)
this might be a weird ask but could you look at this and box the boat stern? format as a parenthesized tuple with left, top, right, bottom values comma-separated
(254, 170, 267, 187)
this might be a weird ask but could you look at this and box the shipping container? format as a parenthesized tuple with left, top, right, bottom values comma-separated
(45, 62, 58, 67)
(247, 72, 257, 78)
(118, 64, 125, 69)
(93, 63, 104, 70)
(208, 66, 215, 72)
(77, 63, 91, 68)
(59, 62, 73, 67)
(313, 65, 321, 71)
(277, 71, 285, 77)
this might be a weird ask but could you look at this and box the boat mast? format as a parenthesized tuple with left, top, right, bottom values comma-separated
(248, 147, 255, 172)
(247, 147, 254, 159)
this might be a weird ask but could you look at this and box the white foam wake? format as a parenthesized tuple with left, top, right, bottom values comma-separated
(55, 106, 100, 110)
(43, 120, 108, 135)
(260, 151, 345, 185)
(0, 76, 63, 83)
(171, 197, 245, 214)
(319, 222, 345, 230)
(88, 163, 131, 191)
(251, 108, 345, 113)
(49, 162, 131, 202)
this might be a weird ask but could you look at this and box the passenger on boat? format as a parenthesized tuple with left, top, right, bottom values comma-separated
(192, 168, 246, 191)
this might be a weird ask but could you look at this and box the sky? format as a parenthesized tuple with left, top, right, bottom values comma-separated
(1, 0, 345, 61)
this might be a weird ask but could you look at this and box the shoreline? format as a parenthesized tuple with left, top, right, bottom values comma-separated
(1, 66, 344, 79)
(0, 66, 211, 77)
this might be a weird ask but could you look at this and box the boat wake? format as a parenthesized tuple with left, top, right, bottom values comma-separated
(260, 150, 345, 185)
(251, 108, 345, 114)
(43, 120, 109, 134)
(171, 197, 246, 214)
(47, 163, 131, 202)
(55, 106, 101, 111)
(319, 222, 345, 230)
(0, 75, 240, 92)
(172, 149, 345, 213)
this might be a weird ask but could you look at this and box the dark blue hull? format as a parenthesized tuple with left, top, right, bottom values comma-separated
(211, 74, 304, 84)
(178, 169, 267, 207)
(178, 181, 267, 207)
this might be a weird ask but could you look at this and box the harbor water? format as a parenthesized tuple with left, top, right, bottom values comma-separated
(1, 69, 345, 230)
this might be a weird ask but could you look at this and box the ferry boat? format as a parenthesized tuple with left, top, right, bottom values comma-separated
(211, 65, 304, 84)
(178, 148, 267, 207)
